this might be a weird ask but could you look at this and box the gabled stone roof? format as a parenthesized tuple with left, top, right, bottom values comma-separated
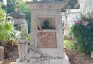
(8, 12, 25, 19)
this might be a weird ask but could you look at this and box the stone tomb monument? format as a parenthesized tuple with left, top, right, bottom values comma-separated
(16, 1, 69, 64)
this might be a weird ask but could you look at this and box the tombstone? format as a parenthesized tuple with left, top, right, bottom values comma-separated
(8, 12, 28, 34)
(16, 33, 29, 62)
(0, 46, 4, 60)
(16, 1, 69, 64)
(91, 51, 93, 58)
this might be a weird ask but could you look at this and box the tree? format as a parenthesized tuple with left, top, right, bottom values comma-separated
(0, 0, 3, 2)
(0, 0, 6, 11)
(0, 3, 6, 21)
(7, 0, 16, 13)
(53, 0, 64, 1)
(0, 4, 12, 41)
(6, 0, 31, 33)
(62, 0, 79, 12)
(0, 3, 20, 43)
(17, 1, 31, 33)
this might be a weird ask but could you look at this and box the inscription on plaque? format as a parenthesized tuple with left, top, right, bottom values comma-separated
(37, 32, 57, 48)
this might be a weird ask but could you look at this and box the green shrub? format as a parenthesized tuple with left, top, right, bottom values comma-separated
(64, 40, 74, 49)
(25, 34, 30, 41)
(72, 11, 93, 53)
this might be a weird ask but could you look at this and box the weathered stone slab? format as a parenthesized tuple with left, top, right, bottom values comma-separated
(16, 53, 69, 64)
(37, 32, 57, 48)
(0, 46, 4, 60)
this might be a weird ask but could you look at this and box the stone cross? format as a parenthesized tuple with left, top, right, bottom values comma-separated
(16, 33, 29, 62)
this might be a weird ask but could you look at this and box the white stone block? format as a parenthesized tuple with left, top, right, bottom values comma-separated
(0, 46, 4, 60)
(16, 53, 69, 64)
(50, 54, 69, 64)
(91, 51, 93, 58)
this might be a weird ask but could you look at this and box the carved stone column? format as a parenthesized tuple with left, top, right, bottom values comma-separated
(64, 15, 69, 39)
(16, 33, 29, 62)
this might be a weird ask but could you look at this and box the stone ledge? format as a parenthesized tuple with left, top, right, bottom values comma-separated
(26, 1, 66, 10)
(15, 53, 69, 64)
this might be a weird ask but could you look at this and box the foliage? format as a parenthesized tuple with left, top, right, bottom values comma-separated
(64, 40, 74, 49)
(7, 0, 31, 33)
(62, 0, 79, 12)
(0, 5, 20, 45)
(53, 0, 64, 1)
(25, 34, 30, 41)
(7, 0, 16, 13)
(8, 29, 21, 39)
(69, 28, 73, 35)
(0, 21, 12, 40)
(0, 3, 6, 21)
(0, 40, 2, 46)
(0, 21, 21, 45)
(0, 0, 6, 10)
(72, 11, 93, 53)
(17, 1, 31, 33)
(0, 0, 3, 2)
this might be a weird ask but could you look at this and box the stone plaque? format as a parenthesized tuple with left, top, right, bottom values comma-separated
(37, 32, 57, 48)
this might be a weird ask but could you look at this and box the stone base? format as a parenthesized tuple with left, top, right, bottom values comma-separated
(16, 53, 69, 64)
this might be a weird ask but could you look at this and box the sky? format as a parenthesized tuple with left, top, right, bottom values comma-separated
(3, 0, 7, 5)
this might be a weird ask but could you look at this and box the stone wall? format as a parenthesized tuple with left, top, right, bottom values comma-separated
(80, 0, 93, 14)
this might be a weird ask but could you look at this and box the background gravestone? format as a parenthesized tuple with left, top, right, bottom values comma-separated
(0, 46, 4, 60)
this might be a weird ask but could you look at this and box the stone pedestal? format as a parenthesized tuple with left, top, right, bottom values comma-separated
(0, 46, 4, 60)
(91, 51, 93, 58)
(16, 53, 69, 64)
(18, 44, 28, 61)
(16, 1, 69, 64)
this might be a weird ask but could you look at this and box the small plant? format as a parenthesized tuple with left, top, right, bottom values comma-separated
(25, 34, 30, 41)
(72, 11, 93, 53)
(0, 40, 2, 46)
(64, 40, 74, 49)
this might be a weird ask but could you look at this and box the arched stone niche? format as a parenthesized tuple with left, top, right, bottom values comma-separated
(38, 18, 56, 30)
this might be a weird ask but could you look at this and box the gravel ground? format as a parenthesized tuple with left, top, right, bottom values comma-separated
(65, 49, 93, 64)
(1, 47, 19, 64)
